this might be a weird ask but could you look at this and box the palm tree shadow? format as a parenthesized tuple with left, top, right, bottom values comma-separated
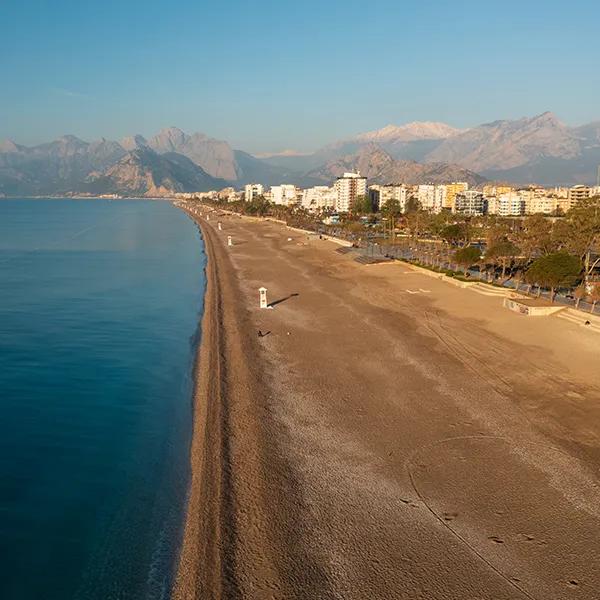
(268, 293, 299, 308)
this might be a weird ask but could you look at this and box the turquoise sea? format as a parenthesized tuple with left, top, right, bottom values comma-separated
(0, 199, 205, 599)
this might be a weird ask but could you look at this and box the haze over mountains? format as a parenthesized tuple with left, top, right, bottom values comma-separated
(1, 112, 599, 197)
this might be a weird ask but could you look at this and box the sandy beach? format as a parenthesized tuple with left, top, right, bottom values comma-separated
(174, 206, 600, 600)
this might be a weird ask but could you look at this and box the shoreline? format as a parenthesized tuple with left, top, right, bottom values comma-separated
(171, 212, 225, 598)
(173, 208, 324, 598)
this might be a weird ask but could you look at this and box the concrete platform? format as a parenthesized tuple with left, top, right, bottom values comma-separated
(503, 297, 566, 316)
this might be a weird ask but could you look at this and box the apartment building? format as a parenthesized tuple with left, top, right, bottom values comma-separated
(525, 195, 558, 215)
(553, 187, 570, 199)
(368, 184, 408, 211)
(334, 172, 367, 213)
(569, 185, 591, 203)
(454, 190, 486, 216)
(557, 197, 575, 213)
(445, 182, 469, 210)
(301, 186, 337, 212)
(496, 191, 526, 216)
(271, 184, 300, 206)
(417, 184, 446, 213)
(244, 183, 264, 202)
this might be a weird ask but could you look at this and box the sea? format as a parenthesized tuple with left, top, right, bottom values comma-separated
(0, 199, 205, 600)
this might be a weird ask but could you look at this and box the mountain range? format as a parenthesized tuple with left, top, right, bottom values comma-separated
(1, 113, 599, 196)
(302, 144, 483, 187)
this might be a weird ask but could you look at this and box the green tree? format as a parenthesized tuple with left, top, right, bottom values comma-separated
(486, 239, 521, 280)
(563, 198, 600, 285)
(427, 213, 451, 237)
(525, 252, 582, 301)
(380, 198, 402, 240)
(485, 219, 512, 248)
(404, 196, 421, 214)
(514, 214, 555, 261)
(454, 245, 481, 275)
(244, 195, 271, 216)
(440, 223, 470, 247)
(405, 210, 424, 239)
(353, 194, 374, 215)
(381, 198, 402, 218)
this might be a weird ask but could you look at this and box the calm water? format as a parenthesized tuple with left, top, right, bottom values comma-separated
(0, 199, 205, 600)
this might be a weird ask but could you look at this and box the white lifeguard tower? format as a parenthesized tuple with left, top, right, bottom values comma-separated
(259, 287, 268, 309)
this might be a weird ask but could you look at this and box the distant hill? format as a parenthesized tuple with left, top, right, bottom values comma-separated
(258, 113, 600, 186)
(84, 147, 226, 197)
(0, 130, 289, 196)
(147, 127, 240, 181)
(304, 145, 485, 187)
(425, 112, 600, 185)
(0, 135, 127, 195)
(260, 121, 464, 172)
(2, 113, 600, 196)
(427, 112, 577, 171)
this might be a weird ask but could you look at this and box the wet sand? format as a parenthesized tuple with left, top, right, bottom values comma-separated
(174, 206, 600, 599)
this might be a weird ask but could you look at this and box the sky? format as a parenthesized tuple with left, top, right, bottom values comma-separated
(1, 0, 599, 153)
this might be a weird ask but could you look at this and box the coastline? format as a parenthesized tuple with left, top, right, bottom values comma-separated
(173, 209, 329, 599)
(171, 213, 227, 598)
(173, 204, 600, 599)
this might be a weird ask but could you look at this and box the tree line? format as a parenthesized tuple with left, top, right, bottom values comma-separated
(379, 197, 600, 309)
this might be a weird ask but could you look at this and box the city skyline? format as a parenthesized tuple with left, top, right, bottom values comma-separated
(2, 0, 600, 153)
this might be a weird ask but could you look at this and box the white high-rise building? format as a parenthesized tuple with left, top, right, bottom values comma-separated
(244, 183, 264, 202)
(270, 184, 299, 206)
(334, 172, 367, 213)
(301, 186, 337, 212)
(417, 185, 435, 211)
(417, 184, 446, 213)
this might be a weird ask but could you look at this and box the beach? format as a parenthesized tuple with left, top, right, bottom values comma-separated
(175, 206, 600, 600)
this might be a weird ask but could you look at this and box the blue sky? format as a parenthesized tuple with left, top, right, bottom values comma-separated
(1, 0, 599, 152)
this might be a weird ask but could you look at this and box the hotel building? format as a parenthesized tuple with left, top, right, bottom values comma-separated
(334, 172, 367, 213)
